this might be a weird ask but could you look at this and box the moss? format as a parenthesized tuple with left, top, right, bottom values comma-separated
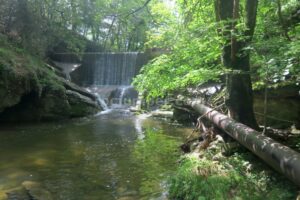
(0, 34, 99, 121)
(0, 34, 64, 115)
(0, 33, 65, 91)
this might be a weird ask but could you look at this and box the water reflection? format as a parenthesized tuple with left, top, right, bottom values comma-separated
(0, 110, 191, 199)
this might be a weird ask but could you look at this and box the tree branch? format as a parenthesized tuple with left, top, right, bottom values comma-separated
(124, 0, 152, 18)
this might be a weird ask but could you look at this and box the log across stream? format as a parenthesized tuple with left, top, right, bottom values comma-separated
(175, 96, 300, 187)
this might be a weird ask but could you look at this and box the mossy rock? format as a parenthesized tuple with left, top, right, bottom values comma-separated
(66, 90, 100, 117)
(0, 63, 37, 112)
(0, 36, 101, 122)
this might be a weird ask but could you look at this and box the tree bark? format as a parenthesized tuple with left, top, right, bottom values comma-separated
(214, 0, 259, 129)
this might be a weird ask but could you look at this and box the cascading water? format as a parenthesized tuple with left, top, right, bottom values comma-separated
(52, 52, 147, 108)
(80, 52, 146, 86)
(119, 86, 133, 105)
(86, 87, 109, 110)
(79, 52, 147, 107)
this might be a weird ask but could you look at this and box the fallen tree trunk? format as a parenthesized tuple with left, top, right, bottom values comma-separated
(176, 96, 300, 187)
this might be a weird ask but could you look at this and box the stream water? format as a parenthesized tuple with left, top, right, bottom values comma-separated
(0, 109, 191, 200)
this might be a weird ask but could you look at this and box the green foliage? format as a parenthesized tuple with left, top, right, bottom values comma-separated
(145, 1, 179, 49)
(134, 3, 224, 99)
(0, 0, 163, 54)
(251, 0, 300, 89)
(134, 0, 300, 99)
(169, 151, 298, 200)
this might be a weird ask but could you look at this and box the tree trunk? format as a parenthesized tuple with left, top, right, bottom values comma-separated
(215, 0, 259, 129)
(226, 42, 258, 129)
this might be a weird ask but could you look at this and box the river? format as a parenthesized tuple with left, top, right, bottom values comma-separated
(0, 109, 191, 200)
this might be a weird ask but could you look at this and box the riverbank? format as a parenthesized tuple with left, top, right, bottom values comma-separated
(161, 101, 300, 199)
(141, 95, 300, 199)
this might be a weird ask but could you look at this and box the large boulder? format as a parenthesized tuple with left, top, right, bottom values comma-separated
(22, 181, 53, 200)
(66, 90, 100, 117)
(0, 57, 102, 122)
(108, 86, 138, 105)
(0, 64, 40, 113)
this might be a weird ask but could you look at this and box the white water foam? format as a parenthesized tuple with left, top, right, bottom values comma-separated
(119, 86, 132, 105)
(134, 113, 151, 140)
(85, 87, 109, 110)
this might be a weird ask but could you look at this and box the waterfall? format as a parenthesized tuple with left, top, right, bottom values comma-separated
(93, 52, 137, 85)
(85, 87, 108, 110)
(78, 52, 147, 107)
(81, 52, 146, 86)
(53, 52, 148, 108)
(119, 86, 132, 105)
(96, 95, 109, 110)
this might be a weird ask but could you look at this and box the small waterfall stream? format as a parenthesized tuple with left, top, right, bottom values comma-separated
(81, 52, 146, 86)
(52, 52, 147, 109)
(80, 52, 147, 108)
(119, 86, 132, 105)
(85, 88, 109, 110)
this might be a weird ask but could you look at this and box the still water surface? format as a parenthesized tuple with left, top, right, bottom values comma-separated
(0, 109, 191, 200)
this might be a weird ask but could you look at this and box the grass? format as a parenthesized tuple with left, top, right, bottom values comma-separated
(169, 148, 298, 200)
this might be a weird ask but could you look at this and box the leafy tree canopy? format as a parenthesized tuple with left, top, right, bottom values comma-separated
(134, 0, 300, 100)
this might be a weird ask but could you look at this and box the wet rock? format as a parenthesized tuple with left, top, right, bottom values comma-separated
(187, 83, 223, 97)
(22, 181, 52, 200)
(0, 65, 39, 113)
(66, 90, 101, 117)
(37, 86, 71, 120)
(151, 110, 173, 119)
(0, 43, 101, 122)
(108, 86, 138, 105)
(129, 107, 140, 113)
(117, 196, 137, 200)
(121, 87, 138, 102)
(172, 106, 198, 125)
(0, 67, 101, 122)
(61, 78, 98, 101)
(5, 187, 30, 200)
(117, 190, 138, 200)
